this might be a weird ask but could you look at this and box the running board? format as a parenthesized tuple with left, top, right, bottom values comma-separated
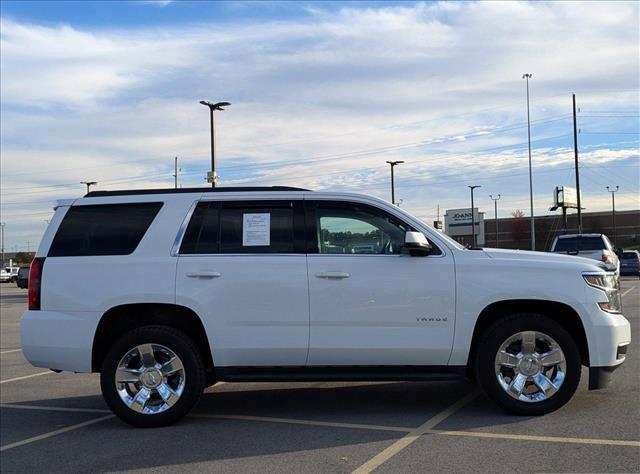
(215, 366, 466, 383)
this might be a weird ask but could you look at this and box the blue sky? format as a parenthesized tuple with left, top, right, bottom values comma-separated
(1, 1, 638, 251)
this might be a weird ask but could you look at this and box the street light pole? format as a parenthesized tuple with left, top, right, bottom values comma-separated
(606, 186, 619, 246)
(385, 161, 404, 205)
(523, 73, 536, 251)
(80, 181, 97, 194)
(490, 194, 501, 248)
(468, 185, 481, 248)
(0, 222, 5, 267)
(173, 156, 179, 189)
(573, 93, 583, 233)
(200, 100, 231, 188)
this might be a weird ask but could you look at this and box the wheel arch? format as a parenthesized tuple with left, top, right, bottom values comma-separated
(467, 299, 589, 373)
(92, 303, 214, 377)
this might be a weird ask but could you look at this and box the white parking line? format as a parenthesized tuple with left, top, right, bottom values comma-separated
(0, 349, 22, 355)
(432, 429, 640, 447)
(193, 413, 412, 433)
(0, 404, 111, 414)
(0, 371, 51, 384)
(621, 286, 636, 297)
(0, 403, 412, 432)
(352, 390, 480, 473)
(0, 415, 115, 452)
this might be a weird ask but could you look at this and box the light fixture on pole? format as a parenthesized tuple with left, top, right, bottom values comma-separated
(468, 185, 481, 248)
(606, 186, 619, 246)
(200, 100, 231, 188)
(489, 194, 501, 248)
(385, 160, 404, 205)
(80, 181, 97, 194)
(523, 73, 536, 251)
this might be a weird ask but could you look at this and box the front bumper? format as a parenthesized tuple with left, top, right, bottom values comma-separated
(578, 301, 631, 390)
(21, 310, 100, 373)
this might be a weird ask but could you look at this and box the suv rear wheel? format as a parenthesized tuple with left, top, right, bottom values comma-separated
(100, 325, 205, 427)
(476, 314, 581, 415)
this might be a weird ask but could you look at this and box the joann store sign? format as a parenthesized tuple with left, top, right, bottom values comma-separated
(444, 208, 485, 245)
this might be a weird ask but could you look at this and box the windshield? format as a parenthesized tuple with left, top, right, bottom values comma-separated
(622, 252, 638, 259)
(554, 236, 606, 252)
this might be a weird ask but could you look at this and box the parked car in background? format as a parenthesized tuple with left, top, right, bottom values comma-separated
(0, 268, 10, 283)
(620, 250, 640, 277)
(5, 266, 20, 283)
(16, 266, 30, 288)
(550, 234, 620, 277)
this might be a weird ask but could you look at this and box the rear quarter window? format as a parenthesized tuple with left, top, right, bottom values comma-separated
(48, 202, 163, 257)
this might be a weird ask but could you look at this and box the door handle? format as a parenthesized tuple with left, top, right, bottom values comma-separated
(315, 272, 350, 279)
(186, 271, 222, 279)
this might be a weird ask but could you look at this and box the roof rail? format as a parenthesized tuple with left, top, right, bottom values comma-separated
(85, 186, 311, 197)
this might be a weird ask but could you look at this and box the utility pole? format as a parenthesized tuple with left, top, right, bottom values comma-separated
(606, 186, 619, 246)
(0, 222, 5, 267)
(468, 185, 481, 248)
(573, 93, 583, 233)
(490, 194, 501, 248)
(172, 156, 180, 189)
(200, 100, 231, 188)
(386, 161, 404, 205)
(80, 181, 97, 194)
(523, 73, 536, 250)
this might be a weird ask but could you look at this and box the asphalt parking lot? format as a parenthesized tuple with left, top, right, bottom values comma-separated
(1, 279, 639, 473)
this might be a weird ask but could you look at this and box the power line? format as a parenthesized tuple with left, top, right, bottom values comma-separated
(1, 113, 573, 189)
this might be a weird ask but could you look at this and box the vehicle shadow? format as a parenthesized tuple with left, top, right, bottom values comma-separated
(1, 381, 540, 472)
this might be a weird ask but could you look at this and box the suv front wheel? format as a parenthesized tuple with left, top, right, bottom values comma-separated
(476, 314, 581, 415)
(100, 325, 205, 427)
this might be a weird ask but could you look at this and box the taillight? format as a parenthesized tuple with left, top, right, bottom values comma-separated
(601, 254, 609, 262)
(28, 257, 45, 310)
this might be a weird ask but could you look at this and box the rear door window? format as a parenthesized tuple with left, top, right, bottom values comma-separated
(180, 200, 304, 254)
(48, 203, 163, 257)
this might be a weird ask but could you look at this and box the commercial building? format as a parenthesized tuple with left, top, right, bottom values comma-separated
(445, 209, 639, 251)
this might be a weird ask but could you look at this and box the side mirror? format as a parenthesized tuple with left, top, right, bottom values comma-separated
(404, 231, 432, 256)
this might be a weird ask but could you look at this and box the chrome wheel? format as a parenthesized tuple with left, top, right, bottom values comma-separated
(494, 331, 566, 403)
(115, 343, 186, 415)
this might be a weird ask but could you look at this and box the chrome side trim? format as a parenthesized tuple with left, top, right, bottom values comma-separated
(171, 201, 198, 257)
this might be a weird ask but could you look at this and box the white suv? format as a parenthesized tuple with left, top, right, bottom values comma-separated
(21, 187, 631, 427)
(551, 233, 620, 276)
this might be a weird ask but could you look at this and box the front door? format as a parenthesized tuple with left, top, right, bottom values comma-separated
(306, 200, 456, 366)
(176, 199, 309, 367)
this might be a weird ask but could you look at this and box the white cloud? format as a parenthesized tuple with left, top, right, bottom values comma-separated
(140, 0, 173, 7)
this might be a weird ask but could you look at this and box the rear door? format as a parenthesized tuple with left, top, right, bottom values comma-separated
(176, 198, 309, 367)
(305, 199, 456, 366)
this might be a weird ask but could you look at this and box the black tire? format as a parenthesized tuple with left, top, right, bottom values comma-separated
(475, 313, 581, 416)
(100, 325, 205, 428)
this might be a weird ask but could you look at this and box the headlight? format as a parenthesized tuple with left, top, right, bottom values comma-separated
(583, 272, 621, 313)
